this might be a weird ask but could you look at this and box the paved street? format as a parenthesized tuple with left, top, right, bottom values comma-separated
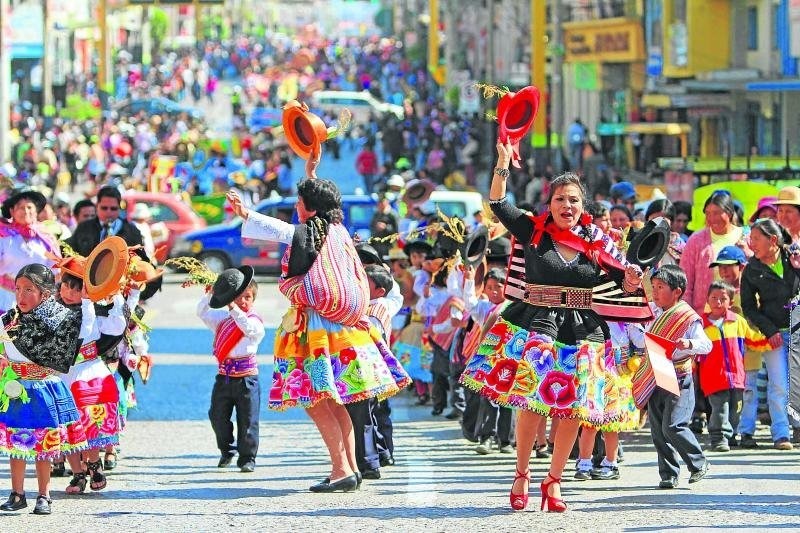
(1, 281, 799, 531)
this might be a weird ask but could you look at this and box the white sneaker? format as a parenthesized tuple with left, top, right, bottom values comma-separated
(475, 440, 492, 455)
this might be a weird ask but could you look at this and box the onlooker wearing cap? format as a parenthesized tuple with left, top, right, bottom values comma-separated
(776, 186, 800, 245)
(609, 181, 637, 211)
(710, 245, 749, 312)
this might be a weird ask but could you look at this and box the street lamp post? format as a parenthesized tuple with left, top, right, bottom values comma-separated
(0, 0, 10, 162)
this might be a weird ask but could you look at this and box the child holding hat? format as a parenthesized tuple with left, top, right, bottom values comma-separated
(197, 266, 264, 473)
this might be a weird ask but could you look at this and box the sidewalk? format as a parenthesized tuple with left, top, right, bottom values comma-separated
(1, 391, 798, 532)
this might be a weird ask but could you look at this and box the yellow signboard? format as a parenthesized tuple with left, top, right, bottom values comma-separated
(563, 18, 645, 64)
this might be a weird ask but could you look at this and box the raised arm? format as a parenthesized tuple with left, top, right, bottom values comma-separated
(227, 190, 295, 244)
(489, 141, 534, 243)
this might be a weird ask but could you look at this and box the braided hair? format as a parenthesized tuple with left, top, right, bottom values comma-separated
(16, 263, 56, 296)
(297, 178, 344, 252)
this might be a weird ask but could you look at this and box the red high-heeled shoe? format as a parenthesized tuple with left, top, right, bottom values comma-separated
(510, 467, 530, 511)
(540, 473, 567, 512)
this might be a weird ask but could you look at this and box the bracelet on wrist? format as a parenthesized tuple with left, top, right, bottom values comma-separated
(493, 167, 510, 179)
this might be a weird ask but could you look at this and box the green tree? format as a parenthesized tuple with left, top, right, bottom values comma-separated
(150, 8, 168, 56)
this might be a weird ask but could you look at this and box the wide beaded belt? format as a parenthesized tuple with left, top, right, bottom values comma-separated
(10, 361, 55, 380)
(522, 283, 593, 309)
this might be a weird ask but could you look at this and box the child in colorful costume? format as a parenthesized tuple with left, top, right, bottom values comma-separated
(55, 257, 127, 494)
(575, 320, 645, 481)
(197, 266, 264, 473)
(227, 157, 409, 493)
(0, 264, 89, 515)
(640, 264, 712, 489)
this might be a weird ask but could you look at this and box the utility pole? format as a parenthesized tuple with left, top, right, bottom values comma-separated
(487, 0, 494, 82)
(97, 0, 111, 111)
(444, 0, 456, 88)
(42, 0, 53, 122)
(550, 0, 564, 172)
(530, 0, 546, 152)
(0, 0, 11, 162)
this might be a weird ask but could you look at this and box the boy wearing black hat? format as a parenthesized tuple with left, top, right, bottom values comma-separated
(197, 266, 265, 473)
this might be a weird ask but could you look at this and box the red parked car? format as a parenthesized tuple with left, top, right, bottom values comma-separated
(122, 192, 206, 260)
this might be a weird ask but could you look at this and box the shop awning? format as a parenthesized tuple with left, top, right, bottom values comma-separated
(596, 122, 691, 136)
(745, 80, 800, 91)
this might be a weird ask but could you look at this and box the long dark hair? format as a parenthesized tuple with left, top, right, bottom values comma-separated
(297, 178, 344, 252)
(751, 218, 787, 247)
(703, 190, 737, 224)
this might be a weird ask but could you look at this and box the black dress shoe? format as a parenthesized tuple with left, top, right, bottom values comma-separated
(379, 455, 395, 467)
(0, 491, 26, 511)
(658, 477, 678, 489)
(309, 474, 358, 493)
(688, 461, 709, 483)
(444, 410, 462, 420)
(240, 461, 255, 473)
(217, 453, 235, 468)
(431, 408, 444, 416)
(362, 468, 381, 480)
(32, 495, 51, 515)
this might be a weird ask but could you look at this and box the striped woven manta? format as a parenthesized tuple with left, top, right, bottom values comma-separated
(503, 219, 652, 322)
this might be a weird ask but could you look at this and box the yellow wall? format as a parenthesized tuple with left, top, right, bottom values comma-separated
(663, 0, 731, 78)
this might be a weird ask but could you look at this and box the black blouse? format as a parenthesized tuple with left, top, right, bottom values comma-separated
(490, 199, 608, 344)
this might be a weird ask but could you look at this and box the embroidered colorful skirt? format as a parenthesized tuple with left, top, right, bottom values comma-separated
(0, 376, 89, 461)
(269, 310, 412, 410)
(392, 320, 433, 383)
(460, 317, 619, 424)
(582, 349, 641, 432)
(62, 359, 121, 449)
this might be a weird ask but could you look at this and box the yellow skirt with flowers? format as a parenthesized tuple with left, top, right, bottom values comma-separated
(269, 309, 411, 411)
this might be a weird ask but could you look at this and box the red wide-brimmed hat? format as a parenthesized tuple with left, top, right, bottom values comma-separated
(496, 86, 541, 168)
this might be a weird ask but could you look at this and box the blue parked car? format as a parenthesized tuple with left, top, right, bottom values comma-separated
(170, 195, 377, 274)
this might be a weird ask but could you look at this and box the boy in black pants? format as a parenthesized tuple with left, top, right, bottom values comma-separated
(197, 266, 265, 472)
(645, 265, 712, 489)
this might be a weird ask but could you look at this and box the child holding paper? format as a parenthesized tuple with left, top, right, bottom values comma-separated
(645, 264, 712, 489)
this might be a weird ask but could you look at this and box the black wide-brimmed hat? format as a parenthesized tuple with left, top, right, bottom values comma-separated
(461, 225, 489, 268)
(486, 236, 512, 263)
(1, 188, 47, 219)
(356, 243, 384, 266)
(210, 265, 255, 309)
(626, 217, 670, 268)
(403, 239, 433, 257)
